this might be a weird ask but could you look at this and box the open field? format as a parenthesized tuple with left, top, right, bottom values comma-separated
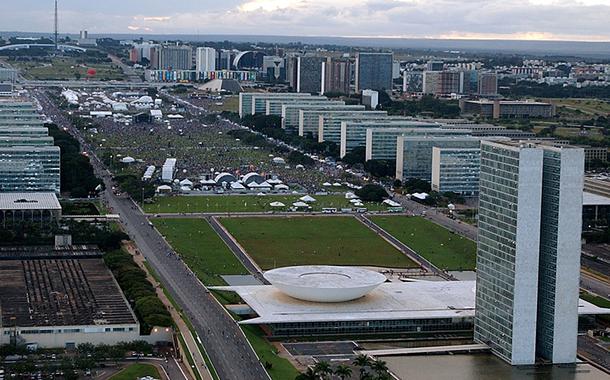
(110, 363, 160, 380)
(13, 58, 124, 81)
(548, 98, 610, 116)
(207, 95, 239, 113)
(370, 216, 477, 271)
(220, 216, 417, 269)
(242, 325, 300, 380)
(532, 125, 605, 140)
(144, 194, 387, 213)
(153, 218, 247, 285)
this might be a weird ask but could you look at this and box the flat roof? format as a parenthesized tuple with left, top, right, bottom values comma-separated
(0, 249, 137, 327)
(583, 191, 610, 206)
(0, 192, 61, 211)
(213, 280, 610, 325)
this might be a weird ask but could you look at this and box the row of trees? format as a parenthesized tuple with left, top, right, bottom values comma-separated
(48, 124, 102, 198)
(296, 355, 391, 380)
(103, 250, 172, 334)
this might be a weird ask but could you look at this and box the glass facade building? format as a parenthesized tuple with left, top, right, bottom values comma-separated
(367, 127, 470, 161)
(317, 113, 389, 143)
(265, 97, 328, 116)
(395, 136, 482, 181)
(474, 141, 584, 365)
(298, 106, 365, 137)
(297, 56, 325, 94)
(238, 92, 311, 118)
(0, 146, 61, 193)
(356, 52, 393, 92)
(431, 147, 481, 195)
(281, 102, 346, 131)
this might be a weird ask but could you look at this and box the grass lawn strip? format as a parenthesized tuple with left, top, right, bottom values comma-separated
(241, 325, 300, 380)
(110, 363, 160, 380)
(370, 216, 477, 271)
(220, 216, 416, 270)
(144, 194, 387, 213)
(153, 218, 248, 285)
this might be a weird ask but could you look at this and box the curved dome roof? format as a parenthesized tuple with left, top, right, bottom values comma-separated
(242, 172, 264, 185)
(214, 172, 237, 184)
(264, 266, 386, 303)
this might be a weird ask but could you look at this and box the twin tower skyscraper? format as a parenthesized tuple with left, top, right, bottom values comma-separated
(474, 140, 584, 365)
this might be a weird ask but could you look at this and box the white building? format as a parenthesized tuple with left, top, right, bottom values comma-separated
(475, 141, 584, 365)
(196, 47, 216, 73)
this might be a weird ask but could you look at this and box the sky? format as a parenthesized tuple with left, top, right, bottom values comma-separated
(4, 0, 610, 41)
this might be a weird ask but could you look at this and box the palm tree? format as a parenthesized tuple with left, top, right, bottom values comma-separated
(334, 364, 353, 380)
(370, 359, 389, 378)
(314, 361, 332, 379)
(353, 354, 372, 379)
(295, 367, 318, 380)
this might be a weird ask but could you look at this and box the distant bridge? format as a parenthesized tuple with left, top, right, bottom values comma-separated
(0, 44, 87, 52)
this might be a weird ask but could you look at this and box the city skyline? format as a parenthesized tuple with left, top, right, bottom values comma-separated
(1, 0, 610, 42)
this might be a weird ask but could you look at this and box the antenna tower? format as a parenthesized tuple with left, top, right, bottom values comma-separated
(54, 0, 58, 49)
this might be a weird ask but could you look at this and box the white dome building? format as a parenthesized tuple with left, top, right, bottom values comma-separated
(263, 266, 386, 303)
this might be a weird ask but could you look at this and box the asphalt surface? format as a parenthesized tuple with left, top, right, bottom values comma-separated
(37, 91, 270, 380)
(577, 335, 610, 372)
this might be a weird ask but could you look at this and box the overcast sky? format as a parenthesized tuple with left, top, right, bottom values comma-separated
(4, 0, 610, 41)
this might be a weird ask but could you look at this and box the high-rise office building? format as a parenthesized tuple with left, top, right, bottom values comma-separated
(156, 45, 193, 70)
(426, 61, 445, 71)
(323, 57, 351, 95)
(422, 71, 461, 95)
(196, 47, 216, 73)
(296, 56, 325, 94)
(355, 52, 393, 93)
(475, 141, 584, 365)
(478, 72, 499, 96)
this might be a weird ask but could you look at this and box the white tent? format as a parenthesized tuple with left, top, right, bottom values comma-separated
(256, 192, 267, 196)
(332, 182, 342, 187)
(353, 202, 364, 207)
(323, 182, 332, 187)
(200, 179, 216, 185)
(411, 193, 429, 201)
(292, 201, 309, 208)
(383, 199, 401, 207)
(121, 156, 135, 163)
(299, 195, 317, 203)
(266, 178, 283, 185)
(230, 182, 246, 190)
(180, 179, 193, 187)
(345, 192, 359, 199)
(349, 199, 361, 204)
(270, 201, 286, 207)
(295, 164, 305, 170)
(275, 184, 289, 191)
(156, 185, 172, 193)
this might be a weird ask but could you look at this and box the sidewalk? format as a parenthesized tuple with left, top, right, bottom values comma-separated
(124, 242, 214, 380)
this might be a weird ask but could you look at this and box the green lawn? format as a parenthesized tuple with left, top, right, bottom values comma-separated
(220, 216, 416, 269)
(241, 325, 300, 380)
(370, 216, 477, 271)
(581, 291, 610, 308)
(153, 218, 248, 285)
(13, 58, 125, 81)
(144, 195, 387, 214)
(110, 363, 160, 380)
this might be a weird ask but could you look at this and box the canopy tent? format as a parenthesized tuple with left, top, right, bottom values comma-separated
(292, 201, 309, 208)
(269, 201, 286, 207)
(383, 199, 401, 207)
(345, 192, 359, 199)
(411, 192, 429, 201)
(299, 195, 317, 203)
(180, 179, 193, 187)
(275, 184, 289, 191)
(332, 182, 342, 187)
(121, 156, 135, 163)
(230, 182, 246, 190)
(322, 182, 332, 187)
(157, 185, 172, 192)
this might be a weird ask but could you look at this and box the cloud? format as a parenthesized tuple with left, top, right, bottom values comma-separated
(1, 0, 609, 41)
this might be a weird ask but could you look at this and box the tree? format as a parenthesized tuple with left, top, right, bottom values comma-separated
(353, 354, 372, 379)
(355, 184, 389, 202)
(342, 146, 366, 166)
(295, 367, 318, 380)
(335, 364, 353, 379)
(371, 359, 389, 377)
(314, 361, 332, 379)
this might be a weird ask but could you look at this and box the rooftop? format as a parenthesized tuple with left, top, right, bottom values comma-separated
(0, 247, 137, 327)
(213, 280, 609, 325)
(0, 192, 61, 211)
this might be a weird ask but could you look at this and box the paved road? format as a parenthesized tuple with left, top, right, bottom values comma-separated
(37, 91, 270, 380)
(577, 335, 610, 373)
(357, 214, 453, 280)
(581, 270, 610, 299)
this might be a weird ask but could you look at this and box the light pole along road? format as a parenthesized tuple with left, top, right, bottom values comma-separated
(36, 91, 270, 380)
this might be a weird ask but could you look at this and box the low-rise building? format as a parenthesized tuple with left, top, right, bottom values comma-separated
(460, 99, 556, 118)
